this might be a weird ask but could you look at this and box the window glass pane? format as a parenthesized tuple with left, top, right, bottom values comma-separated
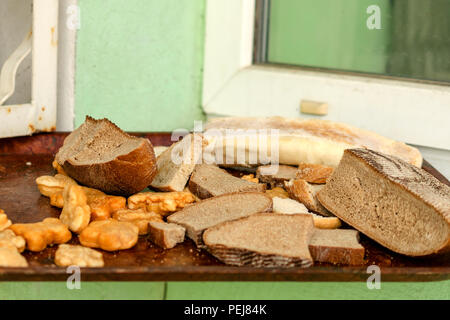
(267, 0, 450, 83)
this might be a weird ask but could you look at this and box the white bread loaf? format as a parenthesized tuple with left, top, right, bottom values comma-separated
(203, 117, 422, 168)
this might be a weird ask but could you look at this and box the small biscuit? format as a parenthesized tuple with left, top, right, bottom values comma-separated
(88, 194, 126, 221)
(0, 247, 28, 267)
(241, 174, 259, 183)
(60, 185, 91, 233)
(128, 191, 195, 216)
(0, 209, 12, 231)
(79, 219, 139, 251)
(54, 244, 104, 267)
(265, 187, 289, 199)
(0, 229, 26, 252)
(10, 218, 72, 252)
(296, 163, 334, 184)
(112, 208, 163, 235)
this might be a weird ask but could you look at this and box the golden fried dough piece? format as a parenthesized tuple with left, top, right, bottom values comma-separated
(52, 159, 68, 176)
(55, 244, 104, 267)
(88, 194, 126, 221)
(79, 219, 139, 251)
(0, 209, 12, 231)
(10, 218, 72, 252)
(241, 174, 259, 183)
(128, 191, 195, 216)
(265, 187, 289, 199)
(183, 187, 201, 202)
(296, 163, 334, 184)
(0, 247, 28, 267)
(36, 174, 77, 208)
(112, 208, 163, 235)
(0, 229, 26, 252)
(60, 185, 91, 233)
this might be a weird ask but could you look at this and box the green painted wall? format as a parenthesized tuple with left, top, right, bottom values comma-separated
(74, 0, 206, 131)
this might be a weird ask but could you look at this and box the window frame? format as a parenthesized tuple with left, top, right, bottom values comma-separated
(0, 0, 59, 138)
(202, 0, 450, 150)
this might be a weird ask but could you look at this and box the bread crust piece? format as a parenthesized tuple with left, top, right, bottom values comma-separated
(56, 117, 157, 196)
(317, 148, 450, 256)
(203, 213, 314, 268)
(204, 117, 422, 168)
(284, 179, 331, 216)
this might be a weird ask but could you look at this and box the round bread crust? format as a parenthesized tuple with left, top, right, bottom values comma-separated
(61, 138, 157, 196)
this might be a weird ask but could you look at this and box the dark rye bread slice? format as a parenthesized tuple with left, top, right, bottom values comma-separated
(317, 148, 450, 257)
(203, 213, 315, 267)
(189, 164, 266, 199)
(309, 229, 365, 265)
(55, 116, 157, 196)
(256, 165, 298, 188)
(167, 192, 272, 246)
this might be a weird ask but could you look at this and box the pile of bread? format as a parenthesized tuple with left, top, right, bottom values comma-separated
(0, 116, 448, 268)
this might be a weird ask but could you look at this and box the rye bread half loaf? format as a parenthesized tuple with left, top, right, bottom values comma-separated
(189, 164, 266, 199)
(317, 148, 450, 256)
(309, 229, 365, 265)
(204, 117, 422, 168)
(55, 116, 156, 196)
(167, 192, 272, 246)
(203, 213, 315, 267)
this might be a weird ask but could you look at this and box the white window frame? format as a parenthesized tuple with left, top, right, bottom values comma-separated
(202, 0, 450, 151)
(0, 0, 59, 138)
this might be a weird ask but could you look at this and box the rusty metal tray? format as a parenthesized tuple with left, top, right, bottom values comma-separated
(0, 132, 448, 281)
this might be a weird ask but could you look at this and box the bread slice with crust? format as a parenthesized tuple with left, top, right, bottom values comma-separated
(150, 134, 203, 192)
(167, 192, 272, 246)
(203, 213, 315, 268)
(317, 148, 450, 256)
(309, 229, 365, 265)
(189, 164, 266, 199)
(256, 165, 298, 188)
(55, 116, 156, 196)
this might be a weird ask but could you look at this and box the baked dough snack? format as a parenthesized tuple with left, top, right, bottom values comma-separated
(10, 218, 72, 252)
(36, 174, 78, 207)
(265, 187, 289, 199)
(112, 208, 163, 235)
(204, 116, 422, 168)
(60, 185, 91, 233)
(128, 191, 195, 216)
(0, 247, 28, 267)
(0, 209, 12, 231)
(55, 244, 104, 267)
(79, 219, 139, 251)
(0, 229, 26, 252)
